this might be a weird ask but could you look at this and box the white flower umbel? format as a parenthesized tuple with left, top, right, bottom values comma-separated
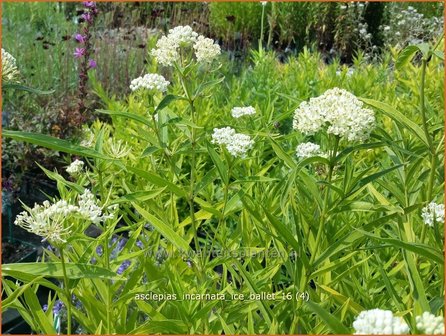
(66, 159, 84, 176)
(2, 48, 20, 82)
(193, 35, 221, 63)
(421, 202, 445, 227)
(416, 312, 445, 334)
(231, 106, 256, 118)
(353, 309, 409, 335)
(211, 127, 237, 146)
(105, 138, 131, 159)
(211, 127, 254, 158)
(293, 88, 375, 142)
(130, 73, 170, 93)
(15, 200, 78, 243)
(296, 142, 325, 159)
(78, 189, 113, 224)
(15, 190, 114, 242)
(168, 25, 198, 46)
(151, 35, 180, 67)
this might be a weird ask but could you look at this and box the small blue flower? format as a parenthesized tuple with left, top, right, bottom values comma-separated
(117, 260, 131, 275)
(53, 300, 65, 315)
(90, 257, 97, 264)
(96, 245, 103, 256)
(42, 304, 48, 312)
(136, 240, 144, 249)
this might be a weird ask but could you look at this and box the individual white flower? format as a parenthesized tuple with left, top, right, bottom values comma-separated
(231, 106, 256, 118)
(211, 127, 236, 145)
(66, 159, 84, 176)
(2, 48, 20, 82)
(150, 35, 180, 67)
(295, 142, 325, 159)
(293, 88, 375, 142)
(211, 127, 253, 158)
(130, 73, 170, 93)
(260, 1, 267, 6)
(193, 35, 221, 63)
(353, 309, 409, 335)
(167, 25, 198, 46)
(421, 202, 445, 227)
(416, 312, 444, 334)
(340, 5, 347, 9)
(383, 25, 391, 31)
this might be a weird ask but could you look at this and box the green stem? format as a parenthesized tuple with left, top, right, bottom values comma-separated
(309, 136, 339, 265)
(259, 3, 265, 52)
(59, 248, 72, 335)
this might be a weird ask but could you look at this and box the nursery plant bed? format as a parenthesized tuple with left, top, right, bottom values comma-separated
(2, 240, 38, 264)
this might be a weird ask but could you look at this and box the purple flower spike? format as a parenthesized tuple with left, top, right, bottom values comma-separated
(74, 47, 85, 58)
(83, 1, 96, 8)
(81, 12, 92, 23)
(53, 300, 65, 315)
(74, 33, 86, 43)
(117, 260, 131, 275)
(88, 59, 97, 69)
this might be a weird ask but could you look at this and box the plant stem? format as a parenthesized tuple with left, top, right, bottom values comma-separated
(309, 136, 339, 265)
(259, 3, 265, 52)
(59, 248, 72, 335)
(419, 53, 437, 244)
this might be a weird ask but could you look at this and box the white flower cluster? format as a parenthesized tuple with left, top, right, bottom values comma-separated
(353, 309, 409, 335)
(66, 159, 84, 176)
(130, 73, 170, 93)
(2, 48, 20, 82)
(105, 138, 131, 159)
(211, 127, 254, 158)
(168, 25, 198, 46)
(416, 312, 444, 334)
(421, 202, 445, 227)
(231, 106, 256, 118)
(193, 35, 221, 63)
(380, 5, 443, 47)
(293, 88, 375, 142)
(295, 142, 325, 159)
(151, 25, 220, 66)
(78, 189, 113, 224)
(14, 190, 113, 243)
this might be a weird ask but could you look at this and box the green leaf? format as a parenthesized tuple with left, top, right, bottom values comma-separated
(2, 83, 54, 95)
(433, 50, 444, 61)
(112, 189, 166, 203)
(360, 98, 430, 146)
(206, 142, 228, 185)
(395, 45, 419, 71)
(155, 94, 184, 113)
(2, 130, 112, 160)
(132, 203, 191, 253)
(96, 109, 152, 128)
(356, 230, 444, 264)
(128, 166, 187, 198)
(2, 263, 125, 281)
(306, 300, 350, 334)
